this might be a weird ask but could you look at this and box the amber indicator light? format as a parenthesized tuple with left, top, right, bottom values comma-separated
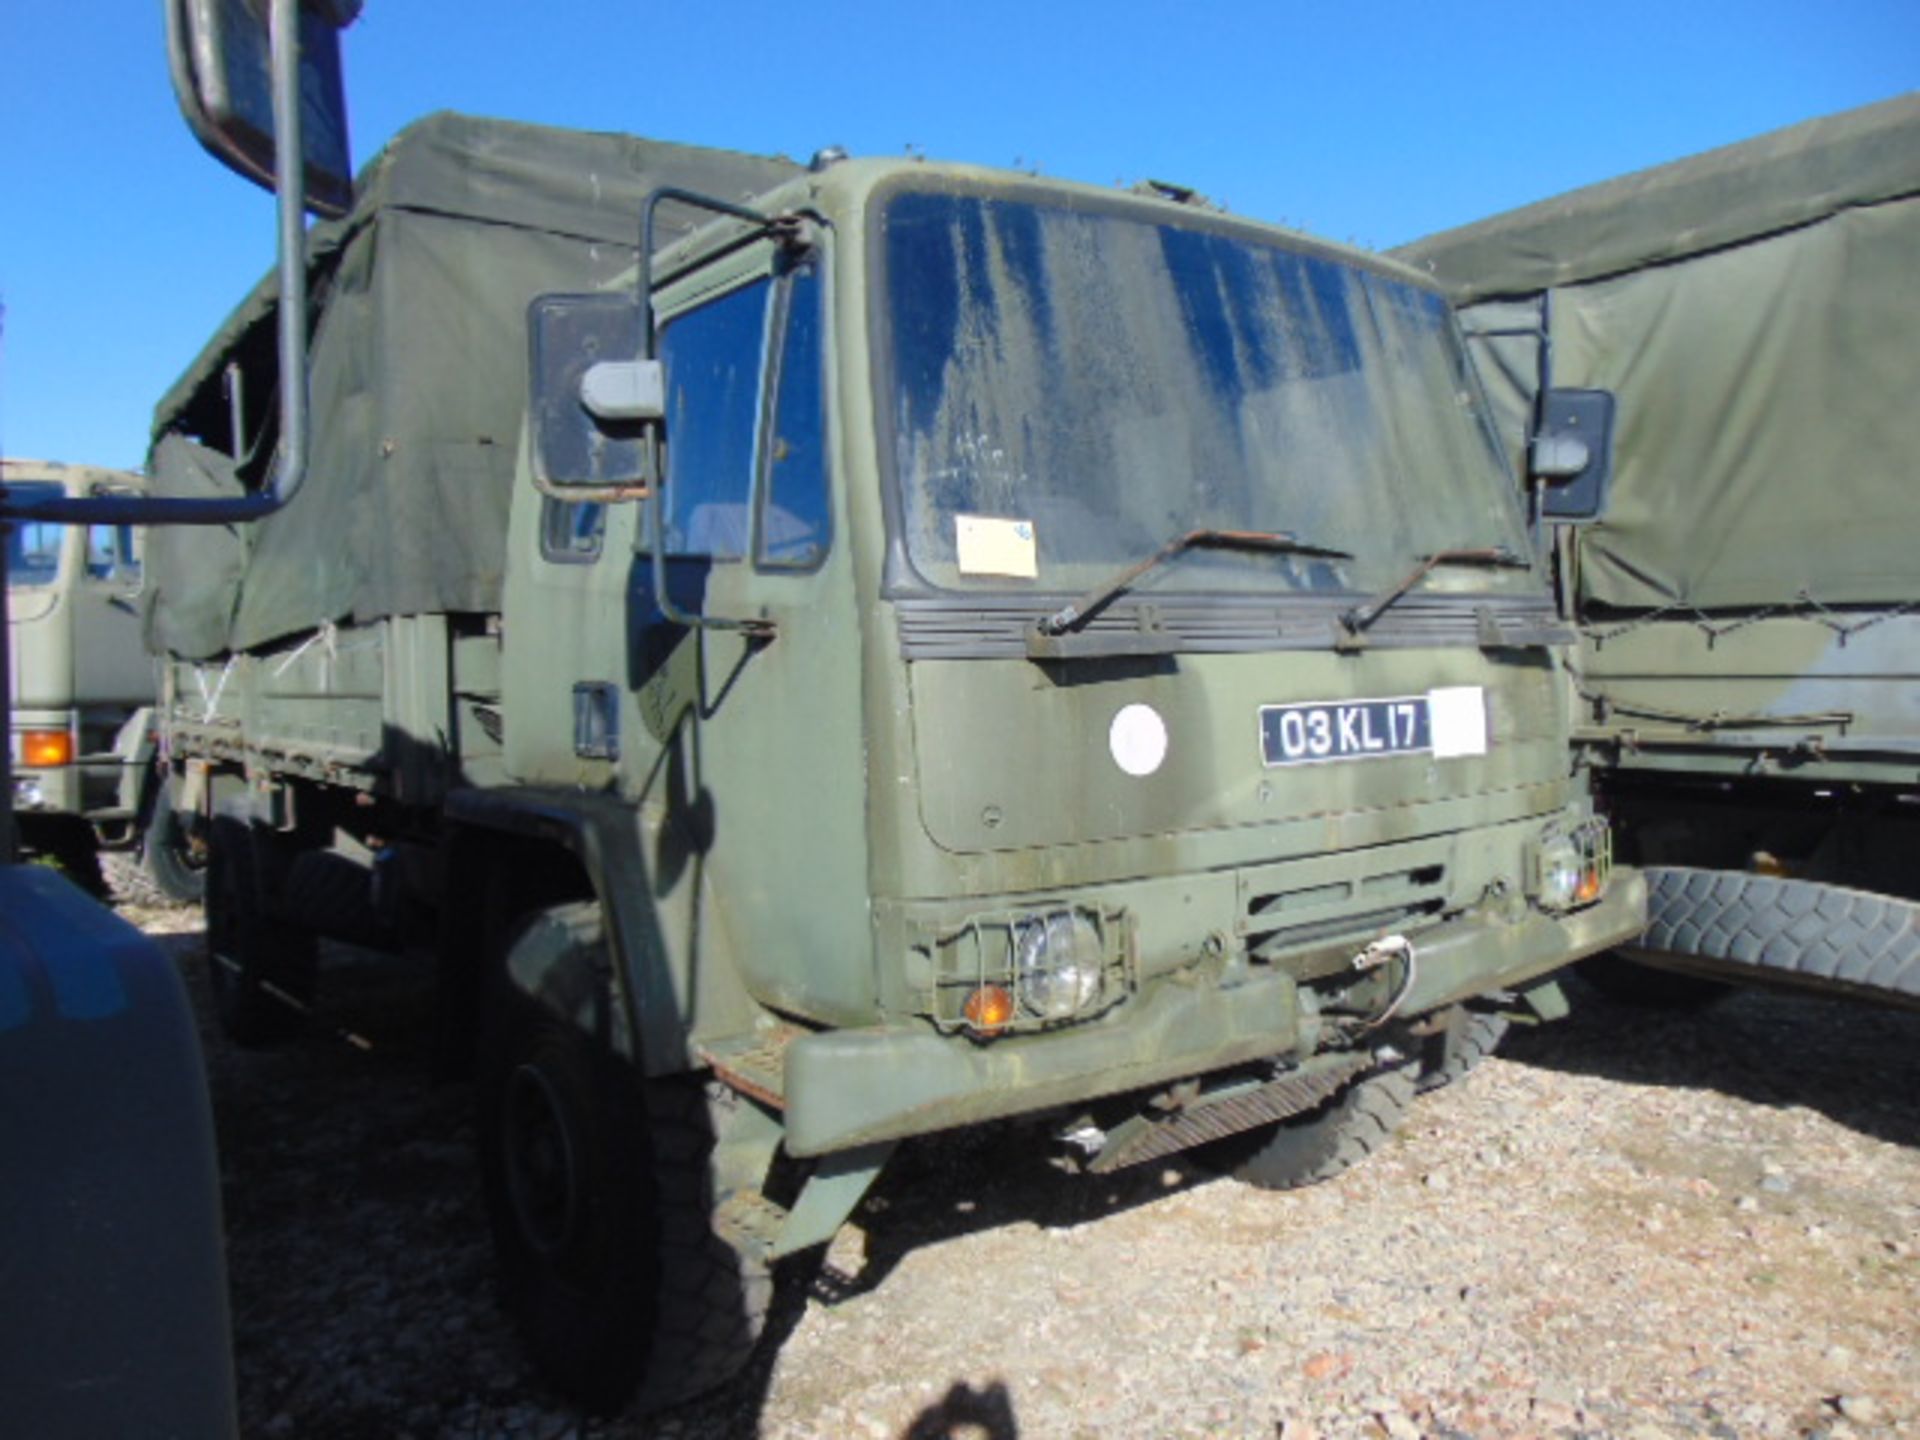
(20, 730, 73, 768)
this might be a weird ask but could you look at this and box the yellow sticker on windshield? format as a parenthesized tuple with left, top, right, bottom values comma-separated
(955, 514, 1038, 578)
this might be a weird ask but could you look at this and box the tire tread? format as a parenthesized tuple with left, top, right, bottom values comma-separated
(1640, 866, 1920, 1003)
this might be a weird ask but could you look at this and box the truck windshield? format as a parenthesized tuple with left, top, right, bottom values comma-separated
(5, 483, 66, 586)
(880, 188, 1529, 597)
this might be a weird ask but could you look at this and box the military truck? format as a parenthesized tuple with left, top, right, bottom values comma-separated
(3, 458, 200, 900)
(151, 99, 1643, 1411)
(1396, 94, 1920, 1010)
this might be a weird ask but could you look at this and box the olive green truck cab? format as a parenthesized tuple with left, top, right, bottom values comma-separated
(2, 458, 199, 899)
(153, 113, 1641, 1411)
(1397, 94, 1920, 1012)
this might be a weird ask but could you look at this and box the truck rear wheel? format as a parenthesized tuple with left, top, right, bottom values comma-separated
(139, 776, 207, 906)
(477, 905, 768, 1415)
(204, 815, 316, 1047)
(1215, 1061, 1416, 1191)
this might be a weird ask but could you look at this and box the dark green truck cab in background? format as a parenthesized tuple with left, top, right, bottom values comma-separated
(1397, 94, 1920, 1013)
(152, 112, 1641, 1412)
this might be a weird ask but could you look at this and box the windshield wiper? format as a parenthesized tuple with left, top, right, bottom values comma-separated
(1339, 545, 1533, 641)
(1037, 527, 1354, 636)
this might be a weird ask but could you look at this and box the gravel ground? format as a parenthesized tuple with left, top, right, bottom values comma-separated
(128, 904, 1918, 1439)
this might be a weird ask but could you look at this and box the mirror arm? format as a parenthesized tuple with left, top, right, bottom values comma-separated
(8, 0, 314, 531)
(635, 187, 784, 639)
(646, 482, 774, 640)
(637, 188, 779, 362)
(1, 0, 335, 858)
(266, 0, 312, 514)
(528, 474, 654, 506)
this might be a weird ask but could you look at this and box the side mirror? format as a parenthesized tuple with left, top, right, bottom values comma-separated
(528, 293, 656, 492)
(166, 0, 360, 218)
(1529, 387, 1616, 522)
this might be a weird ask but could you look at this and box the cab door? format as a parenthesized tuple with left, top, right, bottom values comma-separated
(625, 241, 871, 1031)
(71, 519, 150, 708)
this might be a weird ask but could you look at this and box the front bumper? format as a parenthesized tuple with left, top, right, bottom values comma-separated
(784, 871, 1645, 1156)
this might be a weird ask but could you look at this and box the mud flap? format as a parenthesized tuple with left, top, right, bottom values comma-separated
(1629, 865, 1920, 1011)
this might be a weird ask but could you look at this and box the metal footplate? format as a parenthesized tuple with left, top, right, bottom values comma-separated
(712, 1188, 790, 1262)
(1085, 1052, 1373, 1174)
(711, 1140, 897, 1263)
(1636, 866, 1920, 1011)
(698, 1024, 804, 1110)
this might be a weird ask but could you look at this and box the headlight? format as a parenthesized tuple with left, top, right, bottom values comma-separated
(1014, 911, 1106, 1021)
(1530, 817, 1612, 912)
(922, 905, 1130, 1037)
(1536, 836, 1584, 909)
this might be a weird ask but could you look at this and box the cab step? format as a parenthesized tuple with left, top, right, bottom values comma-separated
(712, 1142, 898, 1263)
(712, 1188, 791, 1262)
(698, 1024, 803, 1110)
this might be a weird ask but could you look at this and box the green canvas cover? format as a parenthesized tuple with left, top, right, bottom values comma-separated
(148, 111, 798, 658)
(1394, 94, 1920, 613)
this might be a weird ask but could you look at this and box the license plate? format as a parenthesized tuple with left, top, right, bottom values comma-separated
(1259, 688, 1487, 767)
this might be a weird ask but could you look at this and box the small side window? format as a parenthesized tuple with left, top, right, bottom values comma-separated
(8, 519, 63, 586)
(540, 497, 607, 563)
(85, 524, 139, 582)
(757, 265, 831, 570)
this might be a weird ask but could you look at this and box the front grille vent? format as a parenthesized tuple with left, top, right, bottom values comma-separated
(1241, 861, 1448, 976)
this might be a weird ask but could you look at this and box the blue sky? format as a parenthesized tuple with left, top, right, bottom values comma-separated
(2, 1, 1914, 470)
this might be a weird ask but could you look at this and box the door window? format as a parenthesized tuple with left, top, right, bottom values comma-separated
(6, 483, 64, 585)
(85, 523, 140, 582)
(757, 264, 830, 570)
(658, 278, 774, 559)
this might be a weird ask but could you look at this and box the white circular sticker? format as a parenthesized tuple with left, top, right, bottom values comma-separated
(1109, 703, 1169, 777)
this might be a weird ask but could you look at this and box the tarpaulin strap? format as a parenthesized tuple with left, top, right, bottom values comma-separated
(269, 620, 344, 677)
(1793, 593, 1919, 646)
(197, 658, 238, 724)
(1585, 592, 1916, 650)
(1576, 686, 1853, 732)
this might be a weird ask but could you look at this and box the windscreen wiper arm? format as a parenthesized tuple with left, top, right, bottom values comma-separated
(1340, 546, 1532, 638)
(1038, 527, 1354, 636)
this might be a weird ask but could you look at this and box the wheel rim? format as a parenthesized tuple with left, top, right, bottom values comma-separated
(503, 1061, 583, 1260)
(171, 824, 210, 874)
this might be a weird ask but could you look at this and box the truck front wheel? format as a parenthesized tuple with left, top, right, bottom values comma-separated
(1415, 1009, 1510, 1094)
(1213, 1062, 1416, 1191)
(477, 905, 768, 1415)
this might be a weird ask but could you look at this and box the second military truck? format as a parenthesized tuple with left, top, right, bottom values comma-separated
(4, 458, 200, 901)
(1398, 95, 1920, 1012)
(152, 111, 1642, 1411)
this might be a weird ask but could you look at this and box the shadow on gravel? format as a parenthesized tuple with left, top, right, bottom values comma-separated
(164, 900, 1918, 1438)
(817, 1119, 1223, 1305)
(901, 1379, 1020, 1439)
(1503, 969, 1920, 1151)
(651, 1127, 1192, 1435)
(170, 918, 1134, 1438)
